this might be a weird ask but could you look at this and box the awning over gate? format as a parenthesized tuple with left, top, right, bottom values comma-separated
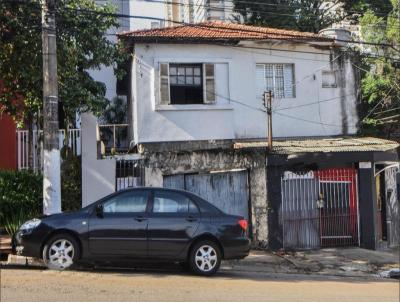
(234, 137, 399, 154)
(234, 137, 399, 165)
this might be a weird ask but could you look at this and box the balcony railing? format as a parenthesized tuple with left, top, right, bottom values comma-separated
(98, 124, 130, 156)
(17, 129, 81, 171)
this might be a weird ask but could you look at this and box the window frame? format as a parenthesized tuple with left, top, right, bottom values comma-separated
(158, 62, 217, 106)
(321, 70, 338, 88)
(256, 63, 295, 99)
(150, 190, 200, 216)
(96, 190, 151, 215)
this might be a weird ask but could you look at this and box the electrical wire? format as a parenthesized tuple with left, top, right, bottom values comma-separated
(4, 0, 400, 54)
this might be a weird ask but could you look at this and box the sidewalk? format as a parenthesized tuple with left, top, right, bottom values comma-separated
(3, 247, 399, 278)
(222, 247, 400, 278)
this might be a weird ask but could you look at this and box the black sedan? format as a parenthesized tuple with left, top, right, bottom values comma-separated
(13, 187, 250, 275)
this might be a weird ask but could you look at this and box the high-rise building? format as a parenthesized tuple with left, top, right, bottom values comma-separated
(165, 0, 240, 26)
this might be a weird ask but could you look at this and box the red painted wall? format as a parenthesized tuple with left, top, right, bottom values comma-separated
(0, 113, 17, 170)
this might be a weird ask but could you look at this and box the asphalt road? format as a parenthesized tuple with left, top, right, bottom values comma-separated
(1, 266, 399, 302)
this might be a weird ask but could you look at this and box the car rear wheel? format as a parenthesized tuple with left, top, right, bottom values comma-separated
(189, 240, 221, 276)
(42, 234, 80, 270)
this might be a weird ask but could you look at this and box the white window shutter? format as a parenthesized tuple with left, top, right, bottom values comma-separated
(283, 64, 294, 98)
(256, 64, 265, 100)
(204, 63, 216, 104)
(159, 63, 170, 105)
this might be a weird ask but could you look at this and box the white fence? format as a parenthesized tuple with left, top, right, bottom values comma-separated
(17, 129, 81, 171)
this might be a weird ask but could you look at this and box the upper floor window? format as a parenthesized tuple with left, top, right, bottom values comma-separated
(159, 63, 216, 105)
(256, 64, 295, 99)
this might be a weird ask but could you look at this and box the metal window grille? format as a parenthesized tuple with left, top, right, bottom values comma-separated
(115, 160, 145, 191)
(258, 63, 294, 98)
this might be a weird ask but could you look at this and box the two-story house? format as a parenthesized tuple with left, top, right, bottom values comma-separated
(81, 22, 399, 250)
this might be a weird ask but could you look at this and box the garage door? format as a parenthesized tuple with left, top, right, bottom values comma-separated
(163, 170, 249, 219)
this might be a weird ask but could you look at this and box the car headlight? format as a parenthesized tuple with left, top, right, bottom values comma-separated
(19, 218, 41, 231)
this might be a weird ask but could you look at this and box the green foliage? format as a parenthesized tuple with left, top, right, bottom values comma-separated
(0, 170, 43, 235)
(232, 0, 394, 33)
(3, 209, 29, 237)
(0, 0, 128, 126)
(0, 155, 83, 234)
(101, 96, 128, 125)
(233, 0, 340, 32)
(61, 153, 82, 212)
(359, 3, 400, 138)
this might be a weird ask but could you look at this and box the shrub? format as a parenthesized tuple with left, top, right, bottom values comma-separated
(0, 170, 43, 235)
(61, 153, 82, 212)
(0, 154, 82, 235)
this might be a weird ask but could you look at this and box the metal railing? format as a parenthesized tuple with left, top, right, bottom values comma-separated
(98, 124, 129, 156)
(116, 159, 145, 191)
(17, 129, 81, 171)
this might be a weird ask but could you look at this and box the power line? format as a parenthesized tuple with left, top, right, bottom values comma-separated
(97, 0, 393, 18)
(128, 0, 400, 31)
(5, 0, 399, 50)
(69, 8, 399, 50)
(275, 111, 357, 128)
(274, 94, 355, 112)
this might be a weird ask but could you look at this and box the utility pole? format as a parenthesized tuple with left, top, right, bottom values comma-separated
(263, 91, 273, 151)
(42, 0, 61, 215)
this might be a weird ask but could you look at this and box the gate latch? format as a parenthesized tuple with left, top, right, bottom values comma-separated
(316, 194, 325, 209)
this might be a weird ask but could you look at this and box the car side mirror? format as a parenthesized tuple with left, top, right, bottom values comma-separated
(95, 204, 104, 218)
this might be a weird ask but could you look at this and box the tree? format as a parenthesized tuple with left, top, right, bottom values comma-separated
(0, 0, 127, 133)
(358, 0, 400, 139)
(232, 0, 393, 33)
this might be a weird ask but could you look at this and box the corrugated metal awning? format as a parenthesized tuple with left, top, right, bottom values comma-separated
(233, 137, 399, 154)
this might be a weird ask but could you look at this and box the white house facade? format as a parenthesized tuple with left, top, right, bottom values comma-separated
(81, 22, 399, 250)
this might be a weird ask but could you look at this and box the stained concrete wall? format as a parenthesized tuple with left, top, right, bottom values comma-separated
(142, 147, 268, 245)
(81, 113, 116, 207)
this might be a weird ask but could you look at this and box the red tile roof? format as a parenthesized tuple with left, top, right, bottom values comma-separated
(118, 22, 333, 44)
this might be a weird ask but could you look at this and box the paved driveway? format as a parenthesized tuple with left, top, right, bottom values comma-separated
(1, 266, 398, 302)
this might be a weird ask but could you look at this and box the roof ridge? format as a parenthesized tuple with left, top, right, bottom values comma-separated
(118, 21, 332, 43)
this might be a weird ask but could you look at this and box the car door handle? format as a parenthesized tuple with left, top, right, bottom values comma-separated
(134, 216, 147, 222)
(186, 216, 198, 222)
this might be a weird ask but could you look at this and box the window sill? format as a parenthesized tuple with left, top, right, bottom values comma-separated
(155, 104, 234, 111)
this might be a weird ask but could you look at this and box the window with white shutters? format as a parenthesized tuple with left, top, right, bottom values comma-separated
(159, 63, 170, 105)
(256, 64, 295, 98)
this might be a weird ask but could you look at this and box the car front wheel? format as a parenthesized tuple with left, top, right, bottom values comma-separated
(42, 234, 80, 270)
(189, 240, 221, 276)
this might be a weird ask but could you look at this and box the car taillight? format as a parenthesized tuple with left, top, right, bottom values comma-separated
(238, 219, 248, 231)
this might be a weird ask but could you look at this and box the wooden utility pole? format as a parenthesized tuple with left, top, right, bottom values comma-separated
(42, 0, 61, 214)
(264, 91, 273, 150)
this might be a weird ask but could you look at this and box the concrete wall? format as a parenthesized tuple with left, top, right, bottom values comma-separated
(89, 0, 166, 108)
(129, 0, 166, 30)
(132, 42, 359, 144)
(81, 113, 116, 207)
(192, 0, 239, 22)
(0, 113, 17, 170)
(142, 148, 268, 245)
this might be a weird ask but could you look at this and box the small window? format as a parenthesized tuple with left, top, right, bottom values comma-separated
(322, 70, 337, 88)
(256, 64, 295, 98)
(169, 64, 203, 104)
(159, 63, 216, 105)
(103, 190, 149, 213)
(153, 191, 199, 214)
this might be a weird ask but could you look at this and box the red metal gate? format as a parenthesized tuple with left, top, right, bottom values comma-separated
(281, 168, 360, 249)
